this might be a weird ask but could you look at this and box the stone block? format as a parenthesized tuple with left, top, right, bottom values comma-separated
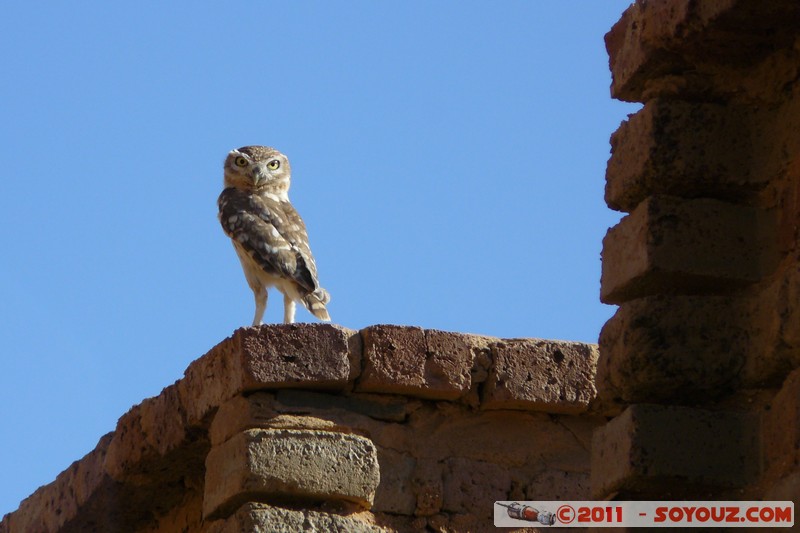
(373, 448, 416, 515)
(605, 1, 708, 102)
(597, 294, 749, 404)
(276, 389, 411, 423)
(136, 491, 204, 533)
(591, 404, 759, 498)
(441, 457, 511, 519)
(412, 459, 444, 517)
(601, 195, 777, 304)
(356, 325, 475, 400)
(178, 324, 361, 424)
(356, 325, 426, 394)
(524, 470, 590, 501)
(203, 428, 380, 519)
(605, 1, 800, 102)
(762, 368, 800, 480)
(205, 502, 392, 533)
(406, 406, 594, 472)
(209, 393, 279, 447)
(178, 334, 244, 425)
(423, 328, 478, 394)
(0, 434, 113, 533)
(209, 389, 415, 446)
(210, 390, 410, 447)
(105, 384, 188, 480)
(774, 264, 800, 369)
(482, 339, 598, 414)
(210, 390, 421, 461)
(235, 323, 361, 391)
(736, 264, 800, 388)
(606, 101, 762, 212)
(763, 470, 800, 503)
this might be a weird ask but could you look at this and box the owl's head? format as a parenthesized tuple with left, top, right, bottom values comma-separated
(223, 145, 292, 195)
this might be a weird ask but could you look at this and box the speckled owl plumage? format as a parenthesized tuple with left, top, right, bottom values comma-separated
(218, 146, 330, 325)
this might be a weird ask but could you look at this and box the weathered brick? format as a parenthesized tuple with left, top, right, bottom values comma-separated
(178, 334, 244, 425)
(205, 502, 392, 533)
(356, 325, 475, 400)
(605, 2, 707, 101)
(209, 393, 279, 447)
(597, 294, 750, 404)
(178, 324, 361, 425)
(373, 448, 416, 515)
(412, 458, 444, 517)
(407, 405, 594, 470)
(524, 470, 590, 501)
(762, 368, 800, 481)
(591, 404, 759, 498)
(442, 458, 511, 519)
(235, 323, 361, 391)
(763, 470, 800, 503)
(605, 101, 763, 212)
(105, 384, 188, 480)
(482, 339, 597, 414)
(606, 1, 800, 102)
(210, 391, 410, 447)
(601, 195, 778, 303)
(774, 263, 800, 370)
(735, 229, 800, 389)
(357, 325, 426, 393)
(1, 435, 112, 533)
(203, 429, 380, 519)
(276, 389, 410, 423)
(423, 329, 477, 394)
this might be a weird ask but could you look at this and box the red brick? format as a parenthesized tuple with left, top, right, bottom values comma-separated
(203, 429, 379, 519)
(740, 274, 798, 387)
(178, 324, 361, 425)
(441, 458, 511, 518)
(601, 195, 778, 304)
(605, 100, 763, 213)
(591, 404, 759, 498)
(178, 334, 245, 425)
(373, 448, 416, 515)
(482, 339, 598, 414)
(205, 503, 392, 533)
(236, 324, 361, 391)
(209, 394, 279, 447)
(762, 368, 800, 481)
(105, 384, 189, 480)
(606, 1, 800, 102)
(356, 325, 427, 394)
(356, 326, 477, 400)
(763, 470, 800, 504)
(0, 435, 112, 533)
(597, 294, 750, 404)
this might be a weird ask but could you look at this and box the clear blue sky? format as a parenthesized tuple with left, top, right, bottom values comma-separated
(0, 1, 637, 517)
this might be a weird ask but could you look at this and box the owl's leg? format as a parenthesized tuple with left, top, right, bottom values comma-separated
(252, 287, 267, 326)
(283, 293, 296, 324)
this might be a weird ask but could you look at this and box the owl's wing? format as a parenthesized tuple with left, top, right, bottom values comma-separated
(218, 188, 320, 293)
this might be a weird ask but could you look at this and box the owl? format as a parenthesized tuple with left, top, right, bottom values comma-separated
(218, 146, 331, 325)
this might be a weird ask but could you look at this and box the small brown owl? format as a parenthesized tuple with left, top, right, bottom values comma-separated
(218, 146, 330, 325)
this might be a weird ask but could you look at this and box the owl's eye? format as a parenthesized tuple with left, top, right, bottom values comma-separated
(267, 160, 280, 170)
(234, 156, 248, 167)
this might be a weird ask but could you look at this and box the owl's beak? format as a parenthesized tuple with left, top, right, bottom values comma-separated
(251, 165, 268, 186)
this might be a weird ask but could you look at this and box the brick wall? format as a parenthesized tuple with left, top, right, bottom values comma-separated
(0, 324, 601, 532)
(593, 0, 800, 516)
(4, 1, 800, 531)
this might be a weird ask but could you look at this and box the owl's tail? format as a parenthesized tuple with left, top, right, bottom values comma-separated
(303, 288, 331, 321)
